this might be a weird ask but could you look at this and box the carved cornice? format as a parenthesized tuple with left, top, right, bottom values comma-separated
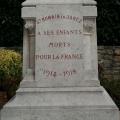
(24, 19, 35, 35)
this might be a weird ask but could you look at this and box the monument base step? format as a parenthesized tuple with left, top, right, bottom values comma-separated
(20, 80, 100, 87)
(20, 75, 100, 88)
(1, 87, 119, 120)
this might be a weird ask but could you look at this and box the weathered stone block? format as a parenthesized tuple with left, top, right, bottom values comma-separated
(1, 1, 119, 120)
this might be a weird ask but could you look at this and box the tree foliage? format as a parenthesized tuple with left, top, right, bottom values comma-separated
(0, 0, 120, 46)
(0, 0, 24, 47)
(96, 0, 120, 45)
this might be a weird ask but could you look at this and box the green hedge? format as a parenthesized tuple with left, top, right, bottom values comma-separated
(0, 49, 22, 98)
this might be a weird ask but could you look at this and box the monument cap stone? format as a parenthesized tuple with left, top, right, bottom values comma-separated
(22, 0, 97, 18)
(22, 0, 96, 6)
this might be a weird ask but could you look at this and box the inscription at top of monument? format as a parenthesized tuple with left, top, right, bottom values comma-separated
(35, 5, 84, 87)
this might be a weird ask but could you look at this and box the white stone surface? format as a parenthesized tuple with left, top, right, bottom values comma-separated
(83, 33, 92, 70)
(1, 87, 119, 120)
(22, 0, 96, 6)
(22, 6, 97, 18)
(1, 87, 118, 107)
(1, 108, 120, 120)
(1, 0, 119, 120)
(35, 4, 85, 87)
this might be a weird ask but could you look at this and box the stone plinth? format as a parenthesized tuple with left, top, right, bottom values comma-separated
(1, 0, 119, 120)
(1, 87, 119, 120)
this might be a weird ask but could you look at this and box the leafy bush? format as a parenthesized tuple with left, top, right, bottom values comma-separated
(0, 49, 22, 98)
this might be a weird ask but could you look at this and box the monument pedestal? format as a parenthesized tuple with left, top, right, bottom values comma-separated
(1, 0, 119, 120)
(1, 87, 119, 120)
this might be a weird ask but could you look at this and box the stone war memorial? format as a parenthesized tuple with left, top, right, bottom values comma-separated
(1, 0, 120, 120)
